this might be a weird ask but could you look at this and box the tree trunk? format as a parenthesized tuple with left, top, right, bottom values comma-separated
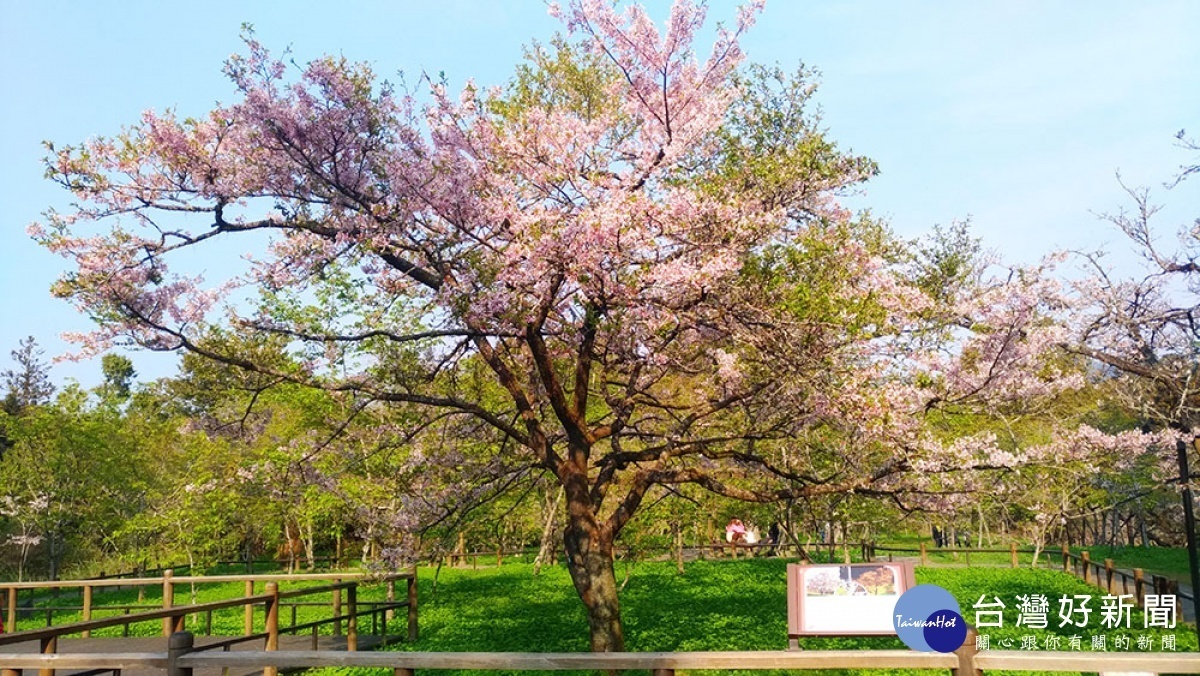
(562, 513, 624, 652)
(673, 521, 684, 575)
(283, 520, 298, 573)
(300, 519, 315, 570)
(533, 488, 563, 575)
(47, 530, 61, 582)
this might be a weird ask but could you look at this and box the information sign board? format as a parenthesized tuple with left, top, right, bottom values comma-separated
(786, 562, 916, 637)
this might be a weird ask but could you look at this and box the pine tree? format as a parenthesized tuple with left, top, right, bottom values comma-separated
(2, 336, 56, 415)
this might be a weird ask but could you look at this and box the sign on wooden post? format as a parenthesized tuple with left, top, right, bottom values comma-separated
(787, 562, 915, 641)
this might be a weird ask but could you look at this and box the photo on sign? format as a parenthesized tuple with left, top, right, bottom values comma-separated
(805, 565, 898, 596)
(788, 562, 913, 637)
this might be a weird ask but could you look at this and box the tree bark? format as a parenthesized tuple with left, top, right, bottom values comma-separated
(301, 519, 316, 570)
(562, 512, 624, 652)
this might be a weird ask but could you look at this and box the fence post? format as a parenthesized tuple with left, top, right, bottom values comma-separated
(80, 584, 94, 638)
(161, 569, 175, 636)
(652, 669, 675, 676)
(1081, 552, 1090, 584)
(1061, 544, 1069, 572)
(952, 627, 982, 676)
(167, 630, 194, 676)
(1105, 559, 1115, 594)
(1010, 543, 1018, 569)
(1166, 578, 1181, 610)
(1133, 568, 1145, 606)
(407, 569, 419, 641)
(244, 579, 255, 635)
(264, 581, 280, 676)
(6, 587, 16, 634)
(347, 582, 358, 651)
(1151, 574, 1166, 597)
(919, 542, 928, 566)
(333, 578, 343, 636)
(38, 635, 57, 676)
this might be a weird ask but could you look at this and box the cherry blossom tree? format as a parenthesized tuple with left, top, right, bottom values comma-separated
(1069, 180, 1200, 436)
(30, 0, 1142, 650)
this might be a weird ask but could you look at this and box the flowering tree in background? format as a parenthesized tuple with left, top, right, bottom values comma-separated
(1069, 182, 1200, 437)
(31, 0, 1163, 649)
(0, 494, 47, 581)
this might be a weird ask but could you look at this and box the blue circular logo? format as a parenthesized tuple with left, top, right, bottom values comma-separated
(892, 584, 965, 652)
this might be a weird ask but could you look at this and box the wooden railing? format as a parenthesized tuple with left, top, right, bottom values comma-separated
(1, 571, 415, 638)
(873, 542, 1037, 568)
(1, 634, 1198, 676)
(0, 571, 417, 674)
(444, 541, 856, 568)
(1058, 546, 1194, 610)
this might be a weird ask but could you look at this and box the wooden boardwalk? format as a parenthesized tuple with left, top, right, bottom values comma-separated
(0, 634, 393, 676)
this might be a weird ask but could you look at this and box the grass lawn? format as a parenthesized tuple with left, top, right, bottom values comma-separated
(1069, 545, 1194, 581)
(875, 534, 1195, 580)
(309, 558, 1194, 676)
(12, 558, 1195, 675)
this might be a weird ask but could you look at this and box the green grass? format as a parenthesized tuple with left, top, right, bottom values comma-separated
(11, 559, 1195, 675)
(310, 559, 1196, 676)
(875, 536, 1196, 579)
(1069, 545, 1194, 581)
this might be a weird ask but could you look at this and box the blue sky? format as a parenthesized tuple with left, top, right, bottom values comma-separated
(1, 0, 1197, 388)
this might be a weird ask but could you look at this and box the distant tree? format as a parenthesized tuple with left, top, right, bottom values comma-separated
(99, 353, 137, 402)
(1169, 128, 1198, 187)
(0, 386, 148, 579)
(1068, 182, 1200, 435)
(2, 337, 55, 415)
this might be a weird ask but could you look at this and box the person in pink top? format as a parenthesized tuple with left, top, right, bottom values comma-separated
(725, 518, 747, 544)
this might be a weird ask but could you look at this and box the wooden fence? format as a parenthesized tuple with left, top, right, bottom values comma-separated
(0, 571, 417, 661)
(443, 540, 854, 568)
(1058, 546, 1193, 611)
(1, 633, 1198, 676)
(874, 542, 1037, 567)
(85, 556, 348, 581)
